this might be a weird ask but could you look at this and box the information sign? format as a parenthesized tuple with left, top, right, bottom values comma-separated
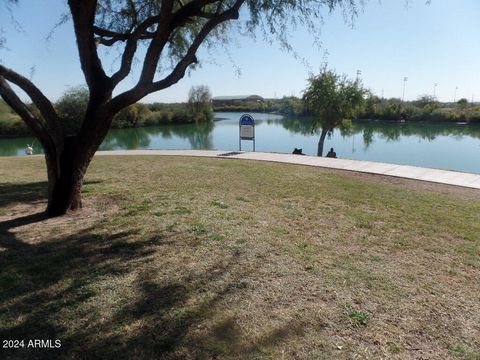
(239, 114, 255, 151)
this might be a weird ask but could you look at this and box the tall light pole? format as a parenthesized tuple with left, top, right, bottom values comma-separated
(402, 77, 408, 102)
(454, 86, 458, 102)
(433, 83, 437, 99)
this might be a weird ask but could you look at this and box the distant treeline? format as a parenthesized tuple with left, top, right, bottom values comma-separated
(3, 93, 480, 138)
(213, 97, 309, 117)
(0, 96, 213, 137)
(214, 95, 480, 123)
(358, 96, 480, 123)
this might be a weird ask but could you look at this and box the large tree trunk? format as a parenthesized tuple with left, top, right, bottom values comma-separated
(45, 135, 86, 217)
(317, 127, 328, 157)
(45, 112, 113, 217)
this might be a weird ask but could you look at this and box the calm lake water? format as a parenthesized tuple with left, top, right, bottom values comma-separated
(1, 111, 480, 174)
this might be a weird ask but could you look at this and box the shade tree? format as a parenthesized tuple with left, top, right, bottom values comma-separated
(0, 0, 364, 216)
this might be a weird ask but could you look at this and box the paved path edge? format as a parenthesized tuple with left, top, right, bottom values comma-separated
(94, 150, 480, 190)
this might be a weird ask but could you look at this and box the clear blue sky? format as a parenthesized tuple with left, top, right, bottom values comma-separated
(1, 0, 479, 103)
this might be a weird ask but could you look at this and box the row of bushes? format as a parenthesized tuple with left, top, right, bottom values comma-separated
(213, 97, 307, 117)
(2, 95, 480, 138)
(0, 115, 30, 136)
(213, 96, 480, 123)
(0, 97, 213, 137)
(113, 103, 213, 129)
(359, 96, 480, 123)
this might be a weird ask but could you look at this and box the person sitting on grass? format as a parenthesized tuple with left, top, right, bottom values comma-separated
(326, 147, 337, 158)
(25, 144, 33, 155)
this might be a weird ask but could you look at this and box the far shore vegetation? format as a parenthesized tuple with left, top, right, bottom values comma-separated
(0, 85, 215, 137)
(1, 155, 479, 359)
(214, 94, 480, 123)
(2, 88, 480, 139)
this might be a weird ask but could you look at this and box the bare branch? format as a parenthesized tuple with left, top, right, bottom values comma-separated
(0, 64, 62, 137)
(68, 0, 110, 91)
(107, 0, 244, 114)
(136, 0, 175, 86)
(0, 76, 49, 143)
(151, 0, 244, 92)
(109, 16, 161, 86)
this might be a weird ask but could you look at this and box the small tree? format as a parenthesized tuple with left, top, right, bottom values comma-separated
(303, 68, 366, 156)
(415, 95, 438, 113)
(114, 103, 150, 128)
(188, 85, 212, 122)
(457, 98, 468, 108)
(55, 87, 89, 134)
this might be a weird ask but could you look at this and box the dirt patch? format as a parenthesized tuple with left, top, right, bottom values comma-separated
(0, 196, 120, 247)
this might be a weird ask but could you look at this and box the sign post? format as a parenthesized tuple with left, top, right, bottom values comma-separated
(239, 114, 255, 151)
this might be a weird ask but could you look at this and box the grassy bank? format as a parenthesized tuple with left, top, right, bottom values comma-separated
(1, 156, 479, 359)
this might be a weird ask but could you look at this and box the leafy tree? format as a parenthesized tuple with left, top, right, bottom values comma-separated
(55, 87, 89, 134)
(0, 0, 363, 217)
(278, 96, 306, 116)
(303, 67, 366, 156)
(414, 95, 438, 114)
(362, 93, 378, 118)
(113, 103, 150, 128)
(187, 85, 212, 122)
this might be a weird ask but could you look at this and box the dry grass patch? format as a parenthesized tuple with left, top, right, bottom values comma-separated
(0, 155, 479, 359)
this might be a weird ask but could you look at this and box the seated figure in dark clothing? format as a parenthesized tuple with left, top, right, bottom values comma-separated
(292, 148, 305, 155)
(326, 147, 337, 158)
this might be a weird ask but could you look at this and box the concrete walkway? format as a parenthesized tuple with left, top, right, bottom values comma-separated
(96, 150, 480, 190)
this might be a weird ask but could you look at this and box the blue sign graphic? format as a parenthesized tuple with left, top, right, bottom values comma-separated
(239, 114, 254, 126)
(239, 114, 255, 151)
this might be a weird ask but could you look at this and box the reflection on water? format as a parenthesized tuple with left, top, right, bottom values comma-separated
(101, 121, 215, 151)
(1, 112, 479, 173)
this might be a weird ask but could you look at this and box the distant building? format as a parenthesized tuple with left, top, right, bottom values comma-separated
(212, 95, 264, 106)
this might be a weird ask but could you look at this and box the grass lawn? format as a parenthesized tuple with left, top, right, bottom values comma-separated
(0, 155, 479, 359)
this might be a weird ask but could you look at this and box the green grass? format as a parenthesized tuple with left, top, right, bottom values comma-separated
(344, 307, 370, 327)
(0, 155, 479, 359)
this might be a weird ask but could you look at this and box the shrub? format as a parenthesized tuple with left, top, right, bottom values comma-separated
(55, 86, 89, 134)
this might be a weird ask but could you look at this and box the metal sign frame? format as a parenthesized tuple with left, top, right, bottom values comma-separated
(239, 113, 255, 151)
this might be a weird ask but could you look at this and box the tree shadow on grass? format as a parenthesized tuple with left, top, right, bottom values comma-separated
(1, 207, 307, 359)
(0, 181, 48, 209)
(0, 222, 157, 359)
(64, 246, 309, 359)
(0, 179, 103, 209)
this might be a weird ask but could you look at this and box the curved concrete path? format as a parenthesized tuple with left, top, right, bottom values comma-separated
(95, 150, 480, 190)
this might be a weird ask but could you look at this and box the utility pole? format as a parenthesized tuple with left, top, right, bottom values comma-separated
(454, 86, 458, 102)
(356, 70, 362, 81)
(433, 83, 437, 99)
(402, 77, 408, 102)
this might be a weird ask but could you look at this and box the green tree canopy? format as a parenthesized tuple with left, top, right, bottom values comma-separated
(303, 67, 366, 156)
(187, 85, 212, 122)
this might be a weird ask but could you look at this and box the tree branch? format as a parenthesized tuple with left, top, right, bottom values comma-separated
(136, 0, 175, 86)
(109, 16, 161, 86)
(68, 0, 110, 91)
(0, 76, 50, 144)
(99, 0, 222, 88)
(150, 0, 243, 92)
(0, 64, 62, 138)
(107, 0, 244, 114)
